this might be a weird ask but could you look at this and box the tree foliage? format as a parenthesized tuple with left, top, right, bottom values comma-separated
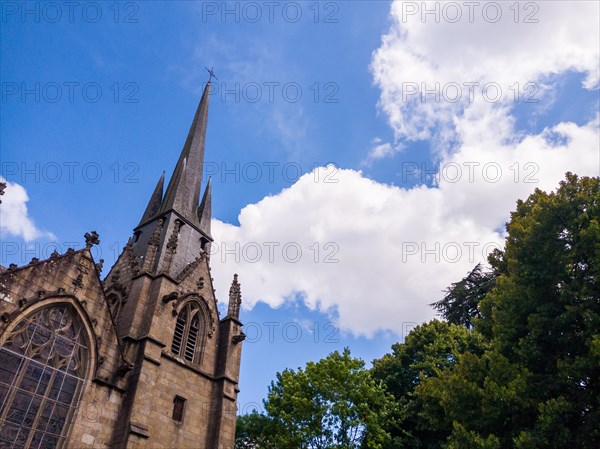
(371, 320, 487, 449)
(235, 412, 277, 448)
(430, 174, 599, 448)
(267, 348, 395, 449)
(431, 263, 496, 328)
(478, 173, 600, 447)
(236, 349, 395, 449)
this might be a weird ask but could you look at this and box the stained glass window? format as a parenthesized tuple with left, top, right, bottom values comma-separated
(0, 305, 89, 449)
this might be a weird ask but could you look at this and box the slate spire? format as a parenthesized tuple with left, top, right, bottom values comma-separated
(159, 82, 211, 224)
(138, 171, 165, 226)
(197, 177, 212, 237)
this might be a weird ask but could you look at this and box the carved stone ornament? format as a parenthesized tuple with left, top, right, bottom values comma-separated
(84, 231, 100, 249)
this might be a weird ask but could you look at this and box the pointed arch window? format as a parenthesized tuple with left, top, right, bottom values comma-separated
(107, 293, 123, 322)
(171, 302, 204, 364)
(0, 305, 90, 449)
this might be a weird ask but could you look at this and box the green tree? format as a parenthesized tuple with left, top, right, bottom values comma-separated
(264, 348, 395, 449)
(444, 423, 501, 449)
(235, 411, 277, 448)
(371, 320, 487, 448)
(416, 350, 530, 448)
(420, 173, 600, 448)
(431, 263, 496, 329)
(481, 173, 600, 447)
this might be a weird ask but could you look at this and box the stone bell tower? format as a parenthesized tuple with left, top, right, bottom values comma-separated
(102, 81, 245, 448)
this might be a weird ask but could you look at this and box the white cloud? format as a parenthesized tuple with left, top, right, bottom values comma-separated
(210, 116, 597, 337)
(0, 177, 54, 242)
(363, 137, 405, 166)
(371, 142, 393, 159)
(210, 1, 600, 337)
(211, 167, 499, 337)
(370, 0, 600, 143)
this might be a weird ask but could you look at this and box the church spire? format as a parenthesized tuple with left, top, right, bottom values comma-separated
(197, 177, 212, 237)
(127, 80, 214, 275)
(159, 82, 211, 224)
(138, 171, 165, 227)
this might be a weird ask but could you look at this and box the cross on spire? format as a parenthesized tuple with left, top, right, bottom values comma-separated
(205, 66, 218, 83)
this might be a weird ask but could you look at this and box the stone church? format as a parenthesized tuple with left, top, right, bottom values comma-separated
(0, 81, 245, 448)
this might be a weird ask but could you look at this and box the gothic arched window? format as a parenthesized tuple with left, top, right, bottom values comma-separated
(171, 302, 204, 364)
(0, 305, 90, 449)
(107, 293, 123, 322)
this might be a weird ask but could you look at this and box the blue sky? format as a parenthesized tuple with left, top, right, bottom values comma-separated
(2, 1, 599, 411)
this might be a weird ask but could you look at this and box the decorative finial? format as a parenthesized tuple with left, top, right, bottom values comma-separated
(205, 66, 218, 83)
(227, 273, 242, 319)
(84, 231, 100, 249)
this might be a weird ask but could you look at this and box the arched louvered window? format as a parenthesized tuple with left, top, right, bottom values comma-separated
(171, 302, 203, 364)
(107, 293, 123, 322)
(0, 305, 90, 449)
